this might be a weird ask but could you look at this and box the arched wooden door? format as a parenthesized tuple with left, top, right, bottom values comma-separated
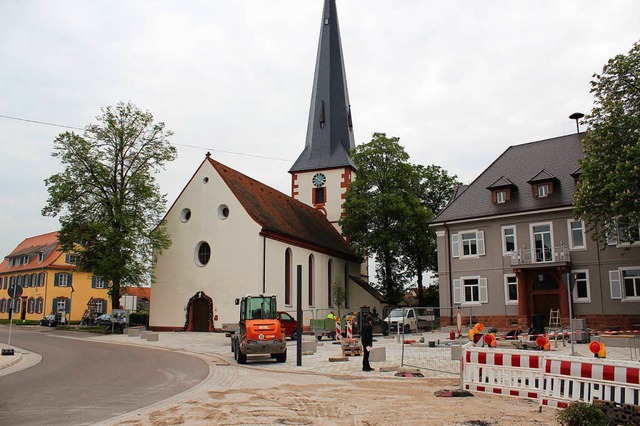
(184, 291, 213, 332)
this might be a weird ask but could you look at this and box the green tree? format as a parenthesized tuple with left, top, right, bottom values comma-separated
(403, 165, 459, 306)
(42, 102, 177, 309)
(574, 40, 640, 245)
(340, 133, 417, 304)
(331, 278, 346, 318)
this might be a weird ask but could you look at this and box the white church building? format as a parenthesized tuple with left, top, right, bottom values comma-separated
(149, 0, 384, 332)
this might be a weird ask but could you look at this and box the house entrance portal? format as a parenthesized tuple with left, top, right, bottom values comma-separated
(184, 291, 213, 332)
(192, 298, 209, 331)
(529, 273, 563, 327)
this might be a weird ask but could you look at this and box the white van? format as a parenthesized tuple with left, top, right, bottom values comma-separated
(384, 308, 435, 333)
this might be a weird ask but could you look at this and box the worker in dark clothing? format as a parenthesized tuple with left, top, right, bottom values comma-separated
(361, 315, 374, 371)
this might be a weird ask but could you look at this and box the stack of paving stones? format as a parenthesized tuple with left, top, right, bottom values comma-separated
(341, 339, 362, 357)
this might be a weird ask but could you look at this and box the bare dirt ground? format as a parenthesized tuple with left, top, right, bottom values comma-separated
(117, 377, 557, 426)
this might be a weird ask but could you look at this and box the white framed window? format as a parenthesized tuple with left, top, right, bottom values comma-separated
(530, 222, 554, 263)
(56, 273, 70, 287)
(571, 270, 591, 303)
(451, 230, 485, 258)
(95, 299, 106, 314)
(537, 184, 549, 198)
(38, 252, 45, 262)
(568, 220, 586, 250)
(609, 268, 640, 301)
(57, 298, 67, 312)
(501, 225, 516, 255)
(616, 222, 640, 246)
(504, 274, 518, 305)
(621, 268, 640, 300)
(453, 276, 488, 305)
(92, 276, 106, 289)
(65, 254, 78, 264)
(496, 190, 506, 204)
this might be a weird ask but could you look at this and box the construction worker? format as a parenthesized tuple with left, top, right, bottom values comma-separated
(327, 311, 336, 320)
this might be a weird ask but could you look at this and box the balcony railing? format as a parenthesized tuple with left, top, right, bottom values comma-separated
(510, 244, 570, 266)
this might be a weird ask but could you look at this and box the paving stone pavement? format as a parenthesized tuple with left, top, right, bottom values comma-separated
(4, 327, 638, 425)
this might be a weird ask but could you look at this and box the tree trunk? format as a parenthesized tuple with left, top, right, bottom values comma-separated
(417, 261, 425, 307)
(111, 280, 121, 310)
(384, 251, 393, 303)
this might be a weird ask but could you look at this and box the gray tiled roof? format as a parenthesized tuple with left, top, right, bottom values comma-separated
(431, 133, 585, 224)
(289, 0, 356, 173)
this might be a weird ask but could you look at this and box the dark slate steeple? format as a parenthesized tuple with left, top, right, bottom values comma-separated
(289, 0, 356, 173)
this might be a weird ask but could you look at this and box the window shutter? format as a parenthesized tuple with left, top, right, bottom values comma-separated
(102, 299, 107, 314)
(479, 278, 488, 303)
(65, 254, 70, 263)
(451, 234, 460, 258)
(477, 231, 485, 256)
(54, 273, 59, 287)
(67, 298, 71, 314)
(453, 279, 462, 304)
(52, 298, 58, 312)
(609, 270, 622, 300)
(68, 274, 73, 287)
(91, 276, 97, 288)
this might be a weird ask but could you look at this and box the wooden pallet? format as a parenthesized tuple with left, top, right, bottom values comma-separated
(341, 339, 362, 357)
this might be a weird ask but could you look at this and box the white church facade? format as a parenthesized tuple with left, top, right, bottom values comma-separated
(149, 0, 383, 331)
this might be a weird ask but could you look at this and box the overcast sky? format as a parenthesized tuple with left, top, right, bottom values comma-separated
(1, 1, 639, 260)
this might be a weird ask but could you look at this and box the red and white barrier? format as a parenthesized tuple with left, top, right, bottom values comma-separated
(346, 320, 352, 339)
(335, 317, 341, 342)
(540, 355, 640, 409)
(464, 348, 544, 399)
(464, 347, 640, 410)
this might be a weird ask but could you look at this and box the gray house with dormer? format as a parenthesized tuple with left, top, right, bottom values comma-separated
(430, 133, 640, 332)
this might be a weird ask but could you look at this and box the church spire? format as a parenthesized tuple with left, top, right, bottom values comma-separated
(289, 0, 355, 173)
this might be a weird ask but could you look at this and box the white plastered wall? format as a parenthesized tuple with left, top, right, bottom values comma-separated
(150, 161, 264, 329)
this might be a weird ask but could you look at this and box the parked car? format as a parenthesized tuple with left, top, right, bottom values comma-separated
(341, 312, 389, 337)
(277, 311, 298, 340)
(39, 314, 58, 327)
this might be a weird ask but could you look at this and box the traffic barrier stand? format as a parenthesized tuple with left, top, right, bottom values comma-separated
(540, 354, 640, 409)
(346, 319, 352, 340)
(335, 317, 341, 342)
(464, 347, 544, 399)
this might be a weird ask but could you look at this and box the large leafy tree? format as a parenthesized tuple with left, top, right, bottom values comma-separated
(43, 102, 177, 308)
(574, 40, 640, 245)
(403, 165, 459, 306)
(341, 133, 419, 304)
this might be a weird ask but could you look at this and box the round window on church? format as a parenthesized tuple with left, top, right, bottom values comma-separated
(218, 204, 229, 220)
(180, 208, 192, 223)
(195, 241, 211, 266)
(203, 177, 209, 184)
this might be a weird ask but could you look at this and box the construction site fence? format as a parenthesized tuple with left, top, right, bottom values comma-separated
(464, 346, 640, 411)
(397, 306, 474, 375)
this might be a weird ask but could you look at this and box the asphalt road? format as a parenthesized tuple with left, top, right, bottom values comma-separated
(0, 326, 209, 426)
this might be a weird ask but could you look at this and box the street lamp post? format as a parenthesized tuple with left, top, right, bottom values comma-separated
(567, 273, 576, 356)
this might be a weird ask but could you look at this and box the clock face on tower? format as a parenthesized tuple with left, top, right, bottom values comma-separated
(312, 173, 326, 188)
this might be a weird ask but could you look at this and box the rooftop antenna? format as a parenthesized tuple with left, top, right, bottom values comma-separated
(569, 112, 584, 134)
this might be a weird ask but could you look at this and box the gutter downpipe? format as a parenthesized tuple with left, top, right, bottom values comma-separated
(444, 222, 454, 322)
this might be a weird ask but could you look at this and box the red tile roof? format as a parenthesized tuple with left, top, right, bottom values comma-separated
(0, 231, 62, 273)
(208, 157, 358, 261)
(122, 287, 150, 299)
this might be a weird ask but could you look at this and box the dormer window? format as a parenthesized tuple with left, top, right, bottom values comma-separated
(537, 183, 549, 198)
(487, 176, 516, 205)
(528, 169, 558, 200)
(38, 252, 45, 263)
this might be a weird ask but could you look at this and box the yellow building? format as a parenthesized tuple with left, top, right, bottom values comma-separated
(0, 231, 111, 322)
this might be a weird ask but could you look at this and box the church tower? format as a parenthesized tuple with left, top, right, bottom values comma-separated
(289, 0, 355, 233)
